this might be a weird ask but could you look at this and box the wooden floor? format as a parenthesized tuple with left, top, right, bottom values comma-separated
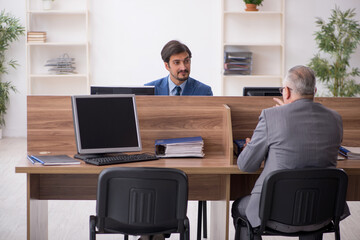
(1, 138, 360, 240)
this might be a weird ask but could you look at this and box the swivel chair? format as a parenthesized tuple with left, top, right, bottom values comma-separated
(90, 167, 190, 240)
(234, 168, 348, 240)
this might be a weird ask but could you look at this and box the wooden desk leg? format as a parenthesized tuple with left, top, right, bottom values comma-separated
(209, 175, 230, 240)
(27, 174, 48, 240)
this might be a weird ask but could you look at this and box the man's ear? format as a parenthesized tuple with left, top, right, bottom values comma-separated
(164, 62, 170, 71)
(285, 86, 292, 100)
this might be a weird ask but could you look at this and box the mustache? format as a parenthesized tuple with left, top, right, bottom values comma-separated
(178, 70, 189, 74)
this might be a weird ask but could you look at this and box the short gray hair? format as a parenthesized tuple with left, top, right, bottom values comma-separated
(284, 65, 316, 96)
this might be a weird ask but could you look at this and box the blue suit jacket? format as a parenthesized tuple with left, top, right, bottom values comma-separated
(145, 76, 213, 96)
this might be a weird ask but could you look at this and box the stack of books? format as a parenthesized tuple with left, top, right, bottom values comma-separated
(224, 49, 252, 75)
(45, 53, 77, 74)
(339, 146, 360, 160)
(27, 31, 46, 43)
(155, 136, 205, 158)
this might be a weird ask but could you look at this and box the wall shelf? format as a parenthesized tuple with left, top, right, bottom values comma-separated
(221, 0, 285, 96)
(26, 0, 90, 95)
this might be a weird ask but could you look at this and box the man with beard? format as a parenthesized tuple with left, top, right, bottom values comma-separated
(145, 40, 213, 96)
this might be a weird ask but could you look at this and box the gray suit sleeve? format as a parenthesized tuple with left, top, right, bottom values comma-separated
(237, 110, 268, 172)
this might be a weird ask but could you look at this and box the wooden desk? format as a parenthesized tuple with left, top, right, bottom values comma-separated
(16, 96, 360, 240)
(19, 95, 235, 240)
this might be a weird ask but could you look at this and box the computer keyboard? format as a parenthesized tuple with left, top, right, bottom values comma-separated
(74, 153, 159, 166)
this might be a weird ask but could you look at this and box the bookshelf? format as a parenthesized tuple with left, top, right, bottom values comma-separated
(25, 0, 90, 95)
(221, 0, 285, 96)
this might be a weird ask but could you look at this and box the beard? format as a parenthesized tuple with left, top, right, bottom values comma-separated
(172, 70, 189, 81)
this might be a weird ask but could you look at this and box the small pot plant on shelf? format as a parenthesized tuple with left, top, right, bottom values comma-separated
(243, 0, 264, 12)
(0, 10, 25, 138)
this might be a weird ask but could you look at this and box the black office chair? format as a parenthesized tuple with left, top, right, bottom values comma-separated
(90, 167, 190, 240)
(234, 168, 348, 240)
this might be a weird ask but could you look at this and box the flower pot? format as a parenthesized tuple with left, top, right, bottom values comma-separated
(42, 0, 53, 10)
(245, 4, 259, 12)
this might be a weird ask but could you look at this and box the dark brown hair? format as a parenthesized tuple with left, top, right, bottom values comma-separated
(161, 40, 192, 63)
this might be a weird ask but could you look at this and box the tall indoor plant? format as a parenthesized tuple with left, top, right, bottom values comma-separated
(0, 10, 25, 135)
(308, 6, 360, 97)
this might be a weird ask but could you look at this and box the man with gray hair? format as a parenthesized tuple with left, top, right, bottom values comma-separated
(231, 65, 349, 240)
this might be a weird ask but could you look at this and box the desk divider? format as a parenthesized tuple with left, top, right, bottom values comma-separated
(27, 95, 360, 157)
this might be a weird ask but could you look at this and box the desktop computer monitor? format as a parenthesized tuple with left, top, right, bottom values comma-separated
(71, 94, 142, 155)
(243, 87, 282, 96)
(91, 85, 155, 95)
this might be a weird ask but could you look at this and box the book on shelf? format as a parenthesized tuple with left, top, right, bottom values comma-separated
(27, 38, 46, 43)
(28, 155, 81, 165)
(27, 37, 46, 41)
(27, 31, 46, 35)
(155, 136, 205, 158)
(27, 32, 46, 37)
(27, 40, 46, 43)
(27, 35, 46, 38)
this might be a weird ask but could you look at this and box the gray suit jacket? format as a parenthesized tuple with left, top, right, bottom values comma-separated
(238, 98, 343, 227)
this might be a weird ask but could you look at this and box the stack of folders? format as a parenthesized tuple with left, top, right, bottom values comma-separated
(27, 155, 81, 165)
(224, 50, 252, 75)
(45, 53, 77, 74)
(155, 136, 205, 158)
(339, 146, 360, 160)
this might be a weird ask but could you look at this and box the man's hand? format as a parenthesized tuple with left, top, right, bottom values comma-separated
(273, 97, 285, 107)
(243, 138, 251, 148)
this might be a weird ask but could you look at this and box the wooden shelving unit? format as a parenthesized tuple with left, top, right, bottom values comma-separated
(25, 0, 90, 95)
(221, 0, 285, 96)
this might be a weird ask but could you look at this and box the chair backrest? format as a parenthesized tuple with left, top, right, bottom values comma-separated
(96, 167, 188, 235)
(258, 168, 348, 234)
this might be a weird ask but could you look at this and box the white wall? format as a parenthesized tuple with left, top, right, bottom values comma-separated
(1, 0, 360, 137)
(91, 0, 222, 93)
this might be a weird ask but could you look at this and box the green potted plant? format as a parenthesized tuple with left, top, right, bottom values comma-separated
(0, 10, 25, 137)
(308, 6, 360, 97)
(243, 0, 264, 12)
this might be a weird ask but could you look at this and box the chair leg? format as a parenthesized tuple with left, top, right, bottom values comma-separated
(89, 215, 96, 240)
(184, 217, 190, 240)
(197, 201, 203, 240)
(203, 201, 207, 238)
(234, 221, 241, 240)
(335, 228, 340, 240)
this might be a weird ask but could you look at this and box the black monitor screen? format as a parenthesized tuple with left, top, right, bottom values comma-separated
(243, 87, 282, 96)
(71, 94, 141, 154)
(91, 86, 155, 95)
